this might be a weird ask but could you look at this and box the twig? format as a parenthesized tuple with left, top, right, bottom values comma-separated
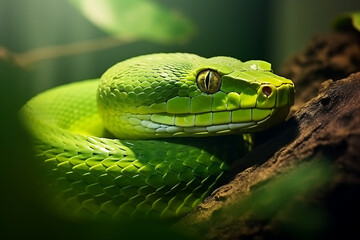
(4, 36, 135, 67)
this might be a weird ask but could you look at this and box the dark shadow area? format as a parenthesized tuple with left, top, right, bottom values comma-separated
(227, 118, 299, 180)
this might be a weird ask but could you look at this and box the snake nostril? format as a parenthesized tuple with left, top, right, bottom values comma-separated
(262, 86, 272, 97)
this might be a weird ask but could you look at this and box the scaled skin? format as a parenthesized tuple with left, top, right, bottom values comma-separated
(98, 53, 294, 139)
(21, 53, 294, 219)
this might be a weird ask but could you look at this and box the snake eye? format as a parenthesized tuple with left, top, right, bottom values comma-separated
(196, 70, 222, 94)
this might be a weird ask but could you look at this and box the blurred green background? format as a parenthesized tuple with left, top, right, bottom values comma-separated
(1, 0, 360, 238)
(1, 0, 359, 94)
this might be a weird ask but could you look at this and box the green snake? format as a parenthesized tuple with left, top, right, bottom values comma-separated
(21, 53, 294, 219)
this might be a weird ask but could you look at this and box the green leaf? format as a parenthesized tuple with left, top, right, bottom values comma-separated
(333, 11, 360, 32)
(67, 0, 194, 43)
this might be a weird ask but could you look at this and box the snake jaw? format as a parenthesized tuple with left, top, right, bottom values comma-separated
(145, 81, 294, 136)
(133, 81, 294, 137)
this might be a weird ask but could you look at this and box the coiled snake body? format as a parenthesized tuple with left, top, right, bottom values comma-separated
(21, 53, 294, 219)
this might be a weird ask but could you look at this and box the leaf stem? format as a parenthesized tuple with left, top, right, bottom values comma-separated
(5, 36, 135, 67)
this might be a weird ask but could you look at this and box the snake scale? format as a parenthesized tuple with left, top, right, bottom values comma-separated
(21, 53, 294, 219)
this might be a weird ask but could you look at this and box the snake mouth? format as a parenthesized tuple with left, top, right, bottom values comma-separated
(138, 83, 294, 137)
(102, 82, 294, 139)
(143, 111, 260, 136)
(142, 108, 281, 137)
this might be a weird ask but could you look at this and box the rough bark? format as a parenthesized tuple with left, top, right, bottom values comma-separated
(281, 31, 360, 108)
(176, 31, 360, 239)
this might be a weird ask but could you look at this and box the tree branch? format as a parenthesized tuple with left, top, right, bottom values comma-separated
(2, 36, 135, 67)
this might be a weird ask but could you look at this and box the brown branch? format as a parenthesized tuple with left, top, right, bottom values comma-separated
(4, 36, 136, 67)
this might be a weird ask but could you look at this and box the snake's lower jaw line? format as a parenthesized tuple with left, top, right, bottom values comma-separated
(151, 122, 258, 137)
(144, 104, 293, 137)
(147, 109, 286, 137)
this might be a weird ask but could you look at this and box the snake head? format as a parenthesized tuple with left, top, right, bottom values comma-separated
(98, 53, 294, 139)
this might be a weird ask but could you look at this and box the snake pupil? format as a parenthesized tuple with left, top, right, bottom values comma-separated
(205, 71, 211, 90)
